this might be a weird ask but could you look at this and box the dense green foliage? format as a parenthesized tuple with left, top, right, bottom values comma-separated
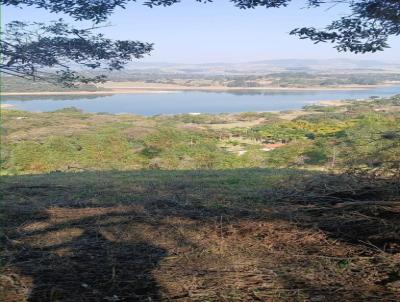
(1, 95, 399, 175)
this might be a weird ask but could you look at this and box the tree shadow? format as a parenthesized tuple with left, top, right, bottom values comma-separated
(1, 168, 399, 301)
(7, 208, 168, 302)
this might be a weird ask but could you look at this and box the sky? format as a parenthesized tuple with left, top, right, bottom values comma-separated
(2, 0, 400, 63)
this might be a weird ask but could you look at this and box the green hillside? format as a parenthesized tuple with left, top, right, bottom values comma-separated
(1, 96, 399, 301)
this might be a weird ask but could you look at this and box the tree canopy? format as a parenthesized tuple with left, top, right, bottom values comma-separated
(1, 0, 399, 85)
(0, 20, 152, 85)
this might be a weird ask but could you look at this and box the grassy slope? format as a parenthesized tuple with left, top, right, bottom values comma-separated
(2, 97, 400, 175)
(1, 98, 400, 301)
(1, 170, 399, 301)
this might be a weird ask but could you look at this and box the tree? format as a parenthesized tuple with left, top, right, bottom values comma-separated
(0, 20, 153, 86)
(290, 1, 400, 53)
(1, 0, 399, 85)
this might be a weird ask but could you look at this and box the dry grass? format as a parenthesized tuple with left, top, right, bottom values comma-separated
(1, 169, 399, 301)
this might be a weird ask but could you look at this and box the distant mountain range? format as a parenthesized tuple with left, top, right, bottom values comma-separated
(125, 59, 400, 74)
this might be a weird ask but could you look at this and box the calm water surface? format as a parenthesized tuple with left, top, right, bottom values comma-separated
(2, 86, 400, 115)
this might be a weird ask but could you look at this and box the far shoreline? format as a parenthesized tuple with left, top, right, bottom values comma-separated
(1, 82, 397, 96)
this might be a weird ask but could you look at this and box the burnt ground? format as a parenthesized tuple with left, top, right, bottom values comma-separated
(1, 169, 399, 301)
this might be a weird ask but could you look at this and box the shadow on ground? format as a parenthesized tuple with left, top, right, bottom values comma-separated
(1, 169, 399, 301)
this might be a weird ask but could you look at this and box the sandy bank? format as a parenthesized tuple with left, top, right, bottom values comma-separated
(1, 82, 391, 96)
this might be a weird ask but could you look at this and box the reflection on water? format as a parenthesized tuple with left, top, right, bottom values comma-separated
(2, 86, 400, 115)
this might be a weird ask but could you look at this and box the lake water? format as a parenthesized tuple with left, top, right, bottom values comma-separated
(2, 86, 400, 115)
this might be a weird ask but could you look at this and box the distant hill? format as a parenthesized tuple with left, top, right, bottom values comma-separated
(125, 59, 400, 75)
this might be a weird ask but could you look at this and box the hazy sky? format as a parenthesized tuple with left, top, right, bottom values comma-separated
(3, 1, 400, 63)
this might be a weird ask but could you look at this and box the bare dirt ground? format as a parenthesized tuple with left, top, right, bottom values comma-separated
(1, 170, 399, 301)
